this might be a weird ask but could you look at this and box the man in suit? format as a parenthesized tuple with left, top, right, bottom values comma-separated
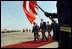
(40, 19, 47, 41)
(51, 21, 59, 42)
(47, 21, 52, 38)
(32, 22, 39, 42)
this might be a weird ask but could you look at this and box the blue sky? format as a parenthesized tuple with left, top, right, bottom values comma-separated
(1, 1, 57, 30)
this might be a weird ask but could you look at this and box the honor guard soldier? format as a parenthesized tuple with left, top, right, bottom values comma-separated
(44, 1, 71, 48)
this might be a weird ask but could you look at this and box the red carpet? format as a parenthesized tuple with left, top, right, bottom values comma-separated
(2, 38, 56, 48)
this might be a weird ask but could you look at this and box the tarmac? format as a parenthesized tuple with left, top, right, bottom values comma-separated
(1, 31, 58, 48)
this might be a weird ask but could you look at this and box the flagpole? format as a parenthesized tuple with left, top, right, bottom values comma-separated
(37, 5, 56, 23)
(37, 5, 45, 13)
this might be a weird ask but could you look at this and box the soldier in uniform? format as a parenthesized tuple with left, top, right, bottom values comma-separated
(57, 1, 71, 48)
(44, 1, 71, 48)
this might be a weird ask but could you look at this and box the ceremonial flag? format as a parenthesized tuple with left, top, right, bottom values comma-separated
(23, 1, 39, 24)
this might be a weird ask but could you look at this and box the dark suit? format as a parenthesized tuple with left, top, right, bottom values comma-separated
(32, 25, 39, 41)
(40, 22, 47, 41)
(51, 22, 60, 41)
(47, 24, 52, 38)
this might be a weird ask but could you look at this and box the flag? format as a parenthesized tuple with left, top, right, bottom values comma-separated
(23, 1, 39, 24)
